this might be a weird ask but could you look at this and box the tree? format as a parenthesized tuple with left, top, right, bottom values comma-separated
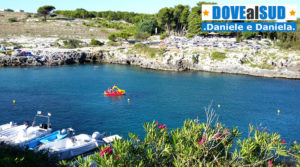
(179, 6, 190, 35)
(137, 17, 158, 35)
(188, 7, 202, 34)
(157, 7, 174, 34)
(188, 2, 216, 35)
(73, 8, 89, 19)
(37, 5, 55, 21)
(5, 9, 14, 12)
(173, 5, 190, 35)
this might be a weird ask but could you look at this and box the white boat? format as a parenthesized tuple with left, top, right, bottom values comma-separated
(0, 122, 17, 132)
(1, 111, 52, 146)
(38, 132, 105, 160)
(0, 124, 28, 140)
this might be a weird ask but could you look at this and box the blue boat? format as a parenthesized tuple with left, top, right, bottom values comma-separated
(26, 130, 68, 149)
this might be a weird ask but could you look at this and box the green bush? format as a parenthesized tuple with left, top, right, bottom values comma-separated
(107, 30, 133, 41)
(72, 105, 297, 166)
(107, 41, 121, 46)
(117, 31, 132, 40)
(185, 33, 195, 39)
(134, 32, 150, 41)
(160, 32, 168, 40)
(211, 52, 226, 61)
(0, 50, 13, 56)
(90, 38, 104, 46)
(250, 63, 275, 70)
(132, 43, 162, 58)
(62, 39, 83, 48)
(8, 17, 18, 23)
(192, 56, 198, 63)
(0, 142, 61, 167)
(97, 20, 130, 30)
(108, 33, 117, 41)
(5, 9, 14, 12)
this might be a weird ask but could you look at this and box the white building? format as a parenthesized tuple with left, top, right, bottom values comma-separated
(0, 9, 4, 11)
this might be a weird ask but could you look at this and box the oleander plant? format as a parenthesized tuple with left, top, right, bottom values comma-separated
(71, 105, 300, 167)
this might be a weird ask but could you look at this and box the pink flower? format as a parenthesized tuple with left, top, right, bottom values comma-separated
(216, 133, 221, 139)
(268, 160, 273, 166)
(158, 124, 166, 129)
(156, 121, 159, 125)
(100, 147, 113, 157)
(224, 129, 229, 133)
(114, 155, 120, 160)
(198, 138, 206, 146)
(282, 139, 286, 144)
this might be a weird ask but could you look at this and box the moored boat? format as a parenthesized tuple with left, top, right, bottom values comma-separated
(1, 111, 52, 146)
(38, 132, 105, 160)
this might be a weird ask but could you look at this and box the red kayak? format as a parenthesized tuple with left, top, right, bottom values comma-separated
(104, 91, 125, 96)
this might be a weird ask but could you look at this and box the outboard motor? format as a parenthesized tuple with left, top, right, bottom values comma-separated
(61, 129, 67, 135)
(92, 132, 105, 140)
(67, 128, 75, 137)
(92, 132, 100, 140)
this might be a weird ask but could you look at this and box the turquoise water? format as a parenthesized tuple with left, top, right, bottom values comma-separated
(0, 64, 299, 143)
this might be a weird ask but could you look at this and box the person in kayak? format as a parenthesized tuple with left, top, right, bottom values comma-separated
(112, 84, 118, 93)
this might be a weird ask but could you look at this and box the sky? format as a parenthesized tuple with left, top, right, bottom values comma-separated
(1, 0, 299, 17)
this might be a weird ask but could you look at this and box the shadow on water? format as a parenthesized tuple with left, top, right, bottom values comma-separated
(104, 95, 126, 103)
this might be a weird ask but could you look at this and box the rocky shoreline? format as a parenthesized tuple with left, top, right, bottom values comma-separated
(1, 48, 300, 79)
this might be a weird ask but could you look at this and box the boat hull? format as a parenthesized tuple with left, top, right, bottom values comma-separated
(104, 91, 125, 96)
(52, 140, 104, 160)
